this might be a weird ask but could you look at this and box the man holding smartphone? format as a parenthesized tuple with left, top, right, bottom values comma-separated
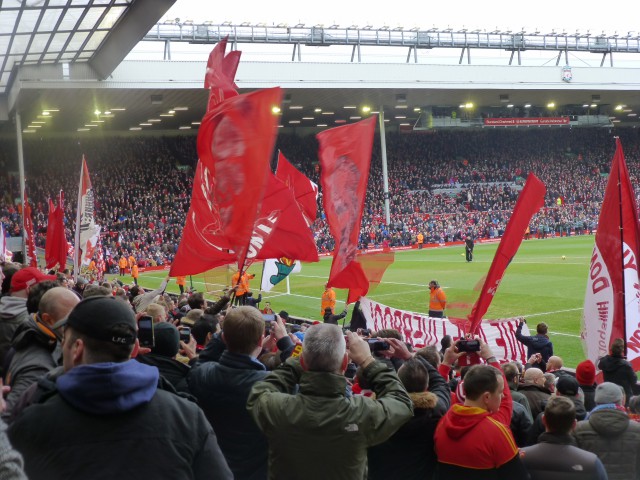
(9, 296, 232, 480)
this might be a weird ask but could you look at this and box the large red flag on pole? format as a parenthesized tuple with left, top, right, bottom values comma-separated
(275, 151, 318, 225)
(318, 116, 376, 300)
(170, 87, 282, 276)
(204, 36, 241, 112)
(45, 191, 69, 270)
(23, 194, 37, 268)
(246, 173, 319, 263)
(467, 173, 546, 333)
(583, 138, 640, 372)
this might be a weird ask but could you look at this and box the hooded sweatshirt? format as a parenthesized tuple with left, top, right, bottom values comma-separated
(56, 360, 158, 414)
(435, 365, 525, 479)
(597, 354, 637, 405)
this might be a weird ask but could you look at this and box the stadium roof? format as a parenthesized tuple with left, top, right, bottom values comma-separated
(1, 10, 640, 136)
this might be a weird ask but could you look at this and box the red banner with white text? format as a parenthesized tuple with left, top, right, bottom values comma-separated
(359, 297, 528, 364)
(583, 139, 640, 372)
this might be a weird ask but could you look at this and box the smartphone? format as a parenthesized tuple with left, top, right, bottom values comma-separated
(179, 327, 191, 343)
(138, 315, 155, 348)
(262, 313, 276, 322)
(366, 338, 390, 351)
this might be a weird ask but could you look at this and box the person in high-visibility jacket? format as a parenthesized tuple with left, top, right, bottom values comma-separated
(417, 232, 424, 249)
(131, 264, 139, 285)
(176, 276, 186, 294)
(321, 283, 336, 316)
(428, 280, 447, 318)
(118, 256, 128, 276)
(231, 271, 255, 305)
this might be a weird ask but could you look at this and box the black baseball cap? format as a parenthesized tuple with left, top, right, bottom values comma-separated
(53, 296, 137, 345)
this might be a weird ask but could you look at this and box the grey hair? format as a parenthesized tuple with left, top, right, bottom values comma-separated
(302, 324, 346, 373)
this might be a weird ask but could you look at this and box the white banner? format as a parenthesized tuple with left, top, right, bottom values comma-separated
(261, 258, 301, 292)
(359, 297, 529, 364)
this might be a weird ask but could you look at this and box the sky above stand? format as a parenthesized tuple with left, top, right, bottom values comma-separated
(165, 0, 638, 35)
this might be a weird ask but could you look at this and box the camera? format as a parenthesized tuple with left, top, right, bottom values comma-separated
(137, 315, 155, 348)
(179, 327, 191, 344)
(262, 313, 276, 322)
(366, 338, 390, 352)
(456, 339, 481, 353)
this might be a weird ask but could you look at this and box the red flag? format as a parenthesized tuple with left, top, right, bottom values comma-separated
(347, 251, 395, 304)
(23, 195, 37, 268)
(205, 36, 242, 111)
(468, 173, 546, 333)
(583, 139, 640, 372)
(318, 116, 376, 299)
(45, 191, 69, 270)
(246, 173, 319, 263)
(275, 151, 318, 224)
(170, 87, 282, 276)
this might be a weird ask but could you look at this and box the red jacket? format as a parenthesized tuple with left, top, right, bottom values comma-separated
(435, 363, 522, 477)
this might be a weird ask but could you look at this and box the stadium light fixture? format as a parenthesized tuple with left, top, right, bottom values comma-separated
(191, 121, 201, 125)
(524, 104, 531, 108)
(314, 108, 322, 113)
(582, 104, 589, 108)
(395, 116, 406, 119)
(174, 107, 189, 111)
(350, 116, 362, 120)
(507, 104, 514, 108)
(129, 127, 142, 130)
(272, 106, 281, 114)
(547, 102, 555, 108)
(140, 123, 152, 126)
(629, 113, 638, 117)
(168, 110, 176, 114)
(85, 124, 98, 127)
(77, 128, 90, 132)
(459, 104, 465, 108)
(362, 106, 371, 113)
(414, 107, 421, 112)
(23, 129, 36, 133)
(317, 124, 327, 127)
(42, 111, 50, 116)
(321, 111, 334, 115)
(343, 106, 356, 109)
(615, 105, 624, 110)
(465, 103, 474, 109)
(302, 117, 314, 120)
(28, 125, 41, 128)
(104, 111, 111, 115)
(179, 126, 192, 129)
(590, 104, 597, 108)
(289, 106, 303, 110)
(289, 120, 301, 124)
(43, 109, 59, 112)
(93, 110, 100, 115)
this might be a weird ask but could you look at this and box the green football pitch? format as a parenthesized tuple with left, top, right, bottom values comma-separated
(117, 235, 595, 368)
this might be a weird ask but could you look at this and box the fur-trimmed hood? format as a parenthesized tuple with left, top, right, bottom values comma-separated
(409, 391, 438, 410)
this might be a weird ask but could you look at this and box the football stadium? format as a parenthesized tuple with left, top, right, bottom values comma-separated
(3, 1, 640, 477)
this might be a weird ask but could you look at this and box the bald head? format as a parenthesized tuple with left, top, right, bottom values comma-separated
(524, 367, 545, 386)
(547, 356, 563, 370)
(38, 287, 80, 326)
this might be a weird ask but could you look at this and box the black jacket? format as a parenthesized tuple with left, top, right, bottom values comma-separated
(135, 353, 191, 394)
(516, 322, 553, 371)
(528, 396, 587, 445)
(521, 432, 607, 480)
(4, 316, 58, 416)
(367, 357, 450, 480)
(324, 310, 347, 325)
(598, 354, 637, 405)
(9, 360, 231, 480)
(188, 351, 270, 480)
(511, 400, 534, 447)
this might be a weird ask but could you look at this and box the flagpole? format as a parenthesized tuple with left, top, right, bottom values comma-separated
(615, 138, 628, 357)
(378, 108, 391, 226)
(73, 157, 83, 281)
(15, 112, 27, 263)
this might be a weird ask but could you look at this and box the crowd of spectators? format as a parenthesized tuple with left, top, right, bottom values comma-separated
(1, 127, 639, 263)
(1, 262, 639, 478)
